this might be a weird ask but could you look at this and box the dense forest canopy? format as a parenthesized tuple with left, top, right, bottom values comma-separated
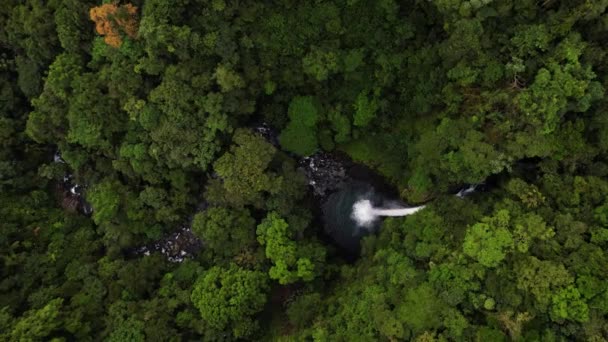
(2, 0, 608, 340)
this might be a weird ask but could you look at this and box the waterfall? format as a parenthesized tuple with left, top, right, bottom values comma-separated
(456, 184, 477, 198)
(351, 199, 426, 227)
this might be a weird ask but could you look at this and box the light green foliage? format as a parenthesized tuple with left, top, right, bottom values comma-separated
(87, 177, 170, 246)
(398, 283, 444, 333)
(550, 286, 589, 323)
(516, 257, 574, 310)
(279, 96, 320, 156)
(302, 47, 339, 81)
(67, 73, 121, 150)
(463, 210, 513, 267)
(279, 124, 319, 156)
(10, 298, 63, 341)
(429, 260, 482, 306)
(594, 202, 608, 227)
(516, 35, 603, 134)
(88, 179, 121, 226)
(353, 90, 379, 127)
(406, 169, 433, 203)
(191, 264, 268, 338)
(107, 317, 146, 342)
(214, 64, 245, 92)
(257, 212, 325, 284)
(442, 308, 469, 339)
(506, 179, 546, 208)
(476, 327, 507, 341)
(398, 208, 450, 260)
(288, 97, 318, 127)
(511, 24, 551, 56)
(300, 247, 420, 341)
(444, 130, 510, 182)
(516, 63, 593, 134)
(512, 213, 554, 253)
(328, 109, 351, 143)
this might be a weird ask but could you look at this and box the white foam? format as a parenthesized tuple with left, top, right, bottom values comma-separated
(351, 199, 426, 227)
(456, 184, 477, 198)
(351, 199, 377, 227)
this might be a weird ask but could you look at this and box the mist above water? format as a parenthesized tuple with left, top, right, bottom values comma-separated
(323, 180, 479, 255)
(351, 199, 426, 228)
(322, 182, 423, 254)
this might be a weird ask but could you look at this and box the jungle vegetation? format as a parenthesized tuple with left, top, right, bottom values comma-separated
(2, 0, 608, 340)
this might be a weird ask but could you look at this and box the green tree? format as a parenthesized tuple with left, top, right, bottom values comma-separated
(210, 128, 281, 206)
(256, 212, 325, 284)
(279, 96, 319, 156)
(550, 286, 589, 323)
(515, 35, 603, 134)
(302, 47, 339, 81)
(10, 298, 63, 341)
(192, 207, 256, 261)
(463, 210, 513, 268)
(88, 179, 121, 226)
(353, 90, 379, 127)
(191, 264, 268, 338)
(398, 283, 445, 334)
(515, 257, 574, 311)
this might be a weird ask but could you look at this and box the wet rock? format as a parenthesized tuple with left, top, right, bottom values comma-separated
(134, 226, 203, 263)
(54, 151, 65, 163)
(251, 123, 352, 198)
(299, 152, 350, 198)
(54, 150, 94, 216)
(252, 122, 280, 147)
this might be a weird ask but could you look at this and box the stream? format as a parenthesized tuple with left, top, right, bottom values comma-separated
(54, 124, 479, 262)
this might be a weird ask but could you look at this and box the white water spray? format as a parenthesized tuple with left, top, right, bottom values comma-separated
(350, 184, 479, 228)
(351, 199, 426, 228)
(456, 184, 477, 198)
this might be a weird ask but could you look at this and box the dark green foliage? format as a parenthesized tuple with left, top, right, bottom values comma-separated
(192, 206, 256, 261)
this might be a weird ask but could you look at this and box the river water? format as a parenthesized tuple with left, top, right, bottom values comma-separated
(321, 181, 385, 254)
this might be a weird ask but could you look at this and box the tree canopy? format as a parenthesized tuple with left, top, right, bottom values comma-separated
(2, 0, 608, 340)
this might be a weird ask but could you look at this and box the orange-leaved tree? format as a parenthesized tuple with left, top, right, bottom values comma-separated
(89, 3, 138, 48)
